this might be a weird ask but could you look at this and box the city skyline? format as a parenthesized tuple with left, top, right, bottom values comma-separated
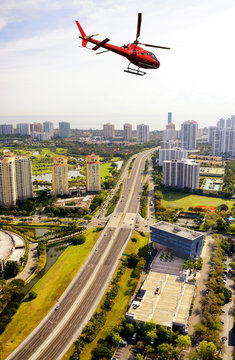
(1, 0, 235, 129)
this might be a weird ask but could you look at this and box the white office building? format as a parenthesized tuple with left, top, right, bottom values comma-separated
(136, 124, 149, 143)
(162, 159, 199, 190)
(123, 123, 132, 140)
(181, 121, 197, 150)
(159, 148, 188, 166)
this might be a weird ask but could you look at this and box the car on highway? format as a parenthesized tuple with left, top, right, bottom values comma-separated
(55, 304, 60, 310)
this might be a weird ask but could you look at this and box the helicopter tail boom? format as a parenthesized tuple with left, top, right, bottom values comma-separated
(75, 20, 88, 47)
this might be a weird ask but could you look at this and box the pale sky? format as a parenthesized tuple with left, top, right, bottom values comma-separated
(0, 0, 235, 130)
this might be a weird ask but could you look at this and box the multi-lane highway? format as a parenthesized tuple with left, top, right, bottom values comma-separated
(7, 148, 156, 360)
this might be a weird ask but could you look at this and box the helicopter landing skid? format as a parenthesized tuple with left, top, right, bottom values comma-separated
(124, 64, 146, 76)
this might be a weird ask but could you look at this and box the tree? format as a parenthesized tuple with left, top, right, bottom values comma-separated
(176, 335, 191, 352)
(193, 322, 207, 338)
(136, 354, 144, 360)
(197, 340, 217, 359)
(144, 330, 157, 345)
(4, 261, 20, 279)
(70, 234, 85, 245)
(28, 291, 37, 300)
(91, 344, 112, 360)
(156, 343, 179, 360)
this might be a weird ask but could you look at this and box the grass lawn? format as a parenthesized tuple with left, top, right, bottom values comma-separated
(162, 192, 234, 210)
(62, 230, 149, 360)
(0, 229, 102, 360)
(100, 162, 112, 180)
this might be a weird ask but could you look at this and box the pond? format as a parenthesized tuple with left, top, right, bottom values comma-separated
(22, 245, 66, 295)
(34, 228, 50, 239)
(32, 166, 84, 182)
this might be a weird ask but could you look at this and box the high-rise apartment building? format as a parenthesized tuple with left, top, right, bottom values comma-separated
(16, 123, 31, 136)
(59, 122, 71, 138)
(181, 120, 197, 150)
(163, 122, 175, 141)
(0, 125, 14, 136)
(86, 153, 101, 192)
(52, 156, 68, 196)
(103, 123, 115, 139)
(217, 118, 225, 129)
(0, 152, 33, 206)
(43, 121, 54, 138)
(208, 126, 217, 144)
(168, 112, 172, 124)
(160, 140, 181, 149)
(123, 123, 132, 140)
(0, 152, 17, 206)
(231, 115, 235, 128)
(15, 156, 33, 200)
(31, 122, 43, 133)
(159, 148, 188, 166)
(162, 159, 199, 190)
(136, 124, 149, 143)
(212, 128, 235, 156)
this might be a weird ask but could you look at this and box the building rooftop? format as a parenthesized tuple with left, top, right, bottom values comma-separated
(0, 231, 14, 260)
(127, 271, 194, 328)
(150, 221, 202, 241)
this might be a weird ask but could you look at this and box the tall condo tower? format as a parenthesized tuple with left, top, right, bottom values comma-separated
(181, 120, 197, 150)
(43, 121, 54, 138)
(136, 124, 149, 143)
(103, 123, 115, 139)
(123, 123, 132, 140)
(168, 112, 172, 124)
(59, 122, 71, 138)
(86, 153, 101, 192)
(15, 156, 33, 200)
(0, 152, 17, 206)
(52, 156, 68, 196)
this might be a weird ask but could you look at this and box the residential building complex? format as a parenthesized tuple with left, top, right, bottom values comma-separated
(43, 121, 54, 138)
(52, 156, 68, 196)
(208, 126, 217, 144)
(15, 156, 33, 200)
(163, 122, 175, 141)
(159, 148, 188, 166)
(0, 153, 17, 206)
(136, 124, 149, 143)
(103, 123, 115, 139)
(212, 128, 235, 156)
(217, 118, 225, 129)
(123, 123, 132, 140)
(16, 123, 31, 136)
(162, 159, 199, 190)
(86, 153, 101, 192)
(0, 124, 13, 136)
(181, 120, 197, 150)
(59, 122, 71, 138)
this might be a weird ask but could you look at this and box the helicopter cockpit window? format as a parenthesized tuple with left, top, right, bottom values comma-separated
(150, 52, 157, 62)
(147, 52, 150, 56)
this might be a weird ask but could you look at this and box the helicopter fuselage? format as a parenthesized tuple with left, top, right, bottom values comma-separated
(79, 35, 160, 69)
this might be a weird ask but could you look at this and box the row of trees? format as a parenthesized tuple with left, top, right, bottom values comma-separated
(193, 235, 232, 358)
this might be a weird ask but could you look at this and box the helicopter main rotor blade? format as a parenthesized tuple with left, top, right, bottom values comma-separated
(136, 13, 142, 42)
(140, 42, 170, 50)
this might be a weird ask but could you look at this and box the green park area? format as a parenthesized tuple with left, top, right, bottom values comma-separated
(62, 230, 149, 360)
(0, 228, 102, 360)
(162, 192, 234, 210)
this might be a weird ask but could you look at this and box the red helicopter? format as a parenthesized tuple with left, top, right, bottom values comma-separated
(75, 13, 170, 76)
